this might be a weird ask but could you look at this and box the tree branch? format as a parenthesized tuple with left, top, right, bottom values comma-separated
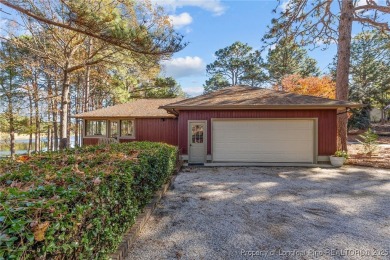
(354, 5, 390, 13)
(0, 0, 183, 56)
(353, 17, 390, 31)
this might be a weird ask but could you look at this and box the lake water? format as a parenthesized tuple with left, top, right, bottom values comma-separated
(0, 137, 77, 157)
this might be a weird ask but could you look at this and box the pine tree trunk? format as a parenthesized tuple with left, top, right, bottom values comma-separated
(27, 87, 33, 155)
(380, 93, 385, 124)
(53, 79, 59, 151)
(7, 96, 15, 160)
(84, 38, 92, 113)
(33, 77, 40, 153)
(47, 117, 51, 151)
(335, 0, 353, 151)
(9, 114, 15, 160)
(47, 78, 53, 151)
(75, 77, 80, 147)
(59, 69, 70, 150)
(67, 94, 71, 149)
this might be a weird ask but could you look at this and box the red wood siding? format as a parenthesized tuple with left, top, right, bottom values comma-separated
(83, 118, 178, 146)
(132, 118, 178, 145)
(83, 138, 99, 146)
(178, 110, 337, 156)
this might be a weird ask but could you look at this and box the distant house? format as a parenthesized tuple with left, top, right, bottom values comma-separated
(370, 106, 390, 122)
(370, 107, 382, 122)
(74, 86, 361, 164)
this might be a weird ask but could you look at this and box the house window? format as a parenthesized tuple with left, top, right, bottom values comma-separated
(85, 120, 107, 136)
(109, 121, 119, 138)
(191, 125, 204, 143)
(120, 120, 135, 137)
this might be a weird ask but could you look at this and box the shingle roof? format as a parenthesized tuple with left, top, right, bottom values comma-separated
(161, 85, 362, 110)
(74, 98, 183, 118)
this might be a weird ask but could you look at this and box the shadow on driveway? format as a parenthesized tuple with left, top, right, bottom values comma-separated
(127, 166, 390, 260)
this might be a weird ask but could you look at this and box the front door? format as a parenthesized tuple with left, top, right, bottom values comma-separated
(189, 121, 207, 163)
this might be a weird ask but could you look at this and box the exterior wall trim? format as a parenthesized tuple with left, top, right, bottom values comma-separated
(180, 155, 212, 161)
(318, 155, 330, 162)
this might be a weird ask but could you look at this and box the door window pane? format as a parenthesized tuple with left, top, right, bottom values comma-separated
(191, 124, 204, 143)
(110, 121, 119, 138)
(86, 120, 107, 136)
(121, 120, 134, 137)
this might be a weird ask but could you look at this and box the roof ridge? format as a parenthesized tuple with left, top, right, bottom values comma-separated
(161, 85, 362, 109)
(74, 97, 182, 118)
(266, 87, 349, 102)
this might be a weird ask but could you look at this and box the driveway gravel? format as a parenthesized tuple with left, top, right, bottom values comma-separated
(127, 166, 390, 260)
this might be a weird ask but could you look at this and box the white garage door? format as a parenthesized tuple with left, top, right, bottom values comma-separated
(212, 119, 315, 163)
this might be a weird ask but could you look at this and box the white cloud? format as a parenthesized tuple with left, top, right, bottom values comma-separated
(162, 56, 205, 78)
(353, 0, 386, 15)
(185, 27, 193, 34)
(355, 0, 368, 7)
(280, 0, 291, 12)
(169, 12, 193, 28)
(152, 0, 226, 16)
(183, 86, 204, 97)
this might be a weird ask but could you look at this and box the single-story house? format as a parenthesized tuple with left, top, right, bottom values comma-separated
(74, 85, 361, 164)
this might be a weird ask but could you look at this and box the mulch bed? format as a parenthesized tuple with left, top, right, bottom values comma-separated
(371, 122, 390, 133)
(348, 123, 390, 145)
(348, 134, 390, 144)
(347, 144, 390, 169)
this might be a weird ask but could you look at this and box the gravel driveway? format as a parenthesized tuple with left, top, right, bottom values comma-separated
(127, 167, 390, 260)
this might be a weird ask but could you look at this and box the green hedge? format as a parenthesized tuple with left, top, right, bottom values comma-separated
(0, 142, 178, 259)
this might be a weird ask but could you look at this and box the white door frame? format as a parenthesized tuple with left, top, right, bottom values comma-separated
(188, 120, 207, 163)
(211, 118, 318, 163)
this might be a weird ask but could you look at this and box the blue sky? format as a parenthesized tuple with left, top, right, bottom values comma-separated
(157, 0, 382, 96)
(1, 0, 385, 97)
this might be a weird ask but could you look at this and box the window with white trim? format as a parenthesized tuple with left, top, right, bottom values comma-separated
(109, 121, 119, 138)
(120, 120, 135, 138)
(85, 120, 107, 136)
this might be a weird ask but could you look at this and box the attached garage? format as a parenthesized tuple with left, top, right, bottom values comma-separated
(161, 85, 363, 164)
(212, 119, 315, 163)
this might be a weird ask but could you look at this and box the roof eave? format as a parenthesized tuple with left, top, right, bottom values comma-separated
(161, 104, 364, 110)
(72, 115, 176, 119)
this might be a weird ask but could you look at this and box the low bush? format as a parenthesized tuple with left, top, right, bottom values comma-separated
(358, 128, 379, 156)
(333, 150, 348, 159)
(0, 142, 178, 259)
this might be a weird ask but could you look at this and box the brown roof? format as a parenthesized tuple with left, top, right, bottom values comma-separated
(74, 98, 183, 118)
(161, 85, 362, 110)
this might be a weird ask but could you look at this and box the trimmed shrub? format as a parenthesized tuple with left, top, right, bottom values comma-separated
(0, 142, 178, 259)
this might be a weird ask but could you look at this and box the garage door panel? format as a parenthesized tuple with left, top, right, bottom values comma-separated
(214, 139, 312, 146)
(214, 152, 311, 162)
(213, 143, 312, 153)
(214, 130, 310, 140)
(212, 119, 314, 163)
